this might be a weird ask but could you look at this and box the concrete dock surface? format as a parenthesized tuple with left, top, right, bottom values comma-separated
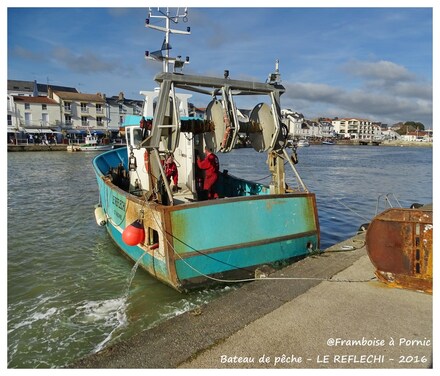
(72, 233, 433, 369)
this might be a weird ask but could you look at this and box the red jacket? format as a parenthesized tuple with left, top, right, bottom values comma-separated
(197, 153, 219, 176)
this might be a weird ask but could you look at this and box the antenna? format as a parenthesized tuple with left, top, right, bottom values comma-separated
(267, 59, 281, 84)
(144, 7, 191, 73)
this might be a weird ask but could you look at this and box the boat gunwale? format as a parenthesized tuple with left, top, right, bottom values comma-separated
(98, 172, 317, 213)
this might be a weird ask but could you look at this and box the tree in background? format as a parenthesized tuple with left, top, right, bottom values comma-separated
(396, 121, 425, 135)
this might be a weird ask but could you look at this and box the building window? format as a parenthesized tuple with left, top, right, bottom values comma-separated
(97, 117, 104, 126)
(64, 102, 71, 111)
(25, 113, 32, 126)
(25, 103, 30, 110)
(7, 115, 12, 126)
(81, 116, 89, 126)
(81, 103, 88, 113)
(42, 104, 47, 110)
(96, 104, 103, 114)
(65, 115, 72, 125)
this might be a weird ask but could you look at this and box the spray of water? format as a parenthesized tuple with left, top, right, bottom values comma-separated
(92, 249, 149, 353)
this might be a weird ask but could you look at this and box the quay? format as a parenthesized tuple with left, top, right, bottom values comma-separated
(71, 233, 432, 369)
(6, 140, 431, 153)
(7, 144, 67, 152)
(7, 143, 126, 152)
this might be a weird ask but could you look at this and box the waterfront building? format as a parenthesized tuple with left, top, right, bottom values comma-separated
(332, 118, 381, 140)
(8, 95, 62, 143)
(315, 120, 335, 139)
(281, 109, 335, 139)
(7, 79, 78, 97)
(49, 89, 108, 139)
(281, 109, 305, 138)
(381, 129, 401, 140)
(105, 92, 143, 133)
(8, 80, 80, 142)
(401, 130, 433, 143)
(7, 79, 146, 143)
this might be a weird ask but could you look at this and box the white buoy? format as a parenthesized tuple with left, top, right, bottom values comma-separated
(94, 206, 107, 226)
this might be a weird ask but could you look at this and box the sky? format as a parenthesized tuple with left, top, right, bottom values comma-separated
(4, 1, 436, 129)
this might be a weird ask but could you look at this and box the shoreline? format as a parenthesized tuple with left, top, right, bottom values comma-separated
(7, 144, 68, 152)
(6, 140, 432, 152)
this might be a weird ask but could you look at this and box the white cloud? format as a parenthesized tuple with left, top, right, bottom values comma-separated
(344, 60, 414, 82)
(51, 47, 117, 74)
(282, 59, 432, 127)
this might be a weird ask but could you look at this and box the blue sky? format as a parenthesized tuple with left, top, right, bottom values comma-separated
(5, 1, 435, 128)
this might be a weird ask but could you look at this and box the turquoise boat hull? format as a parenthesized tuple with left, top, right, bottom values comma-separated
(93, 148, 320, 292)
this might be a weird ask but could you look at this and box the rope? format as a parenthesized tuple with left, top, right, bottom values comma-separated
(141, 200, 375, 285)
(333, 198, 371, 222)
(296, 159, 374, 223)
(106, 153, 373, 286)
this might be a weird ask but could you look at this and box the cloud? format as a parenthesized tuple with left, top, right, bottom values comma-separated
(281, 59, 432, 127)
(344, 60, 414, 82)
(51, 47, 116, 74)
(11, 46, 44, 61)
(388, 81, 432, 100)
(283, 81, 431, 126)
(284, 83, 343, 102)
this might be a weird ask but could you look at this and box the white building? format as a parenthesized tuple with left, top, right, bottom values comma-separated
(51, 90, 107, 132)
(332, 118, 381, 140)
(282, 109, 335, 139)
(281, 109, 305, 138)
(381, 129, 401, 140)
(401, 131, 433, 142)
(9, 95, 61, 142)
(106, 92, 143, 131)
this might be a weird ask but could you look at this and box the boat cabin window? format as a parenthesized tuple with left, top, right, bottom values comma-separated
(148, 228, 159, 246)
(132, 128, 143, 145)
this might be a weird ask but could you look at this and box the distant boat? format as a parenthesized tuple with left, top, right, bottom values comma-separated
(67, 132, 113, 152)
(297, 139, 310, 147)
(322, 140, 335, 145)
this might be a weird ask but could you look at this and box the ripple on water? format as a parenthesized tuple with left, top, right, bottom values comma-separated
(7, 147, 432, 367)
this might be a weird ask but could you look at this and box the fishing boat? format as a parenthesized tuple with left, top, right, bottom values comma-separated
(92, 8, 320, 292)
(297, 139, 310, 147)
(67, 132, 114, 152)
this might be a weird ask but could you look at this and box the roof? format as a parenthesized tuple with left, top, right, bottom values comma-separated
(106, 95, 143, 107)
(54, 91, 105, 103)
(12, 96, 58, 105)
(8, 80, 78, 94)
(338, 118, 371, 122)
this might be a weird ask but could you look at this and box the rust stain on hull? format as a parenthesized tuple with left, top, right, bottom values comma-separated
(366, 207, 432, 294)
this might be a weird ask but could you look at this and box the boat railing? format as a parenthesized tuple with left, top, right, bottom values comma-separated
(375, 193, 402, 214)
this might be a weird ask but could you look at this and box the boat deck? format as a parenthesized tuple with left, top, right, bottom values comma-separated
(172, 186, 197, 204)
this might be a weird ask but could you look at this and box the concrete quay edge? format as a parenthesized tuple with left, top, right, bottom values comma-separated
(71, 233, 433, 369)
(7, 144, 68, 152)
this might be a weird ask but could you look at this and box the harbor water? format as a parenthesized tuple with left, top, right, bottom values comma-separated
(7, 145, 432, 368)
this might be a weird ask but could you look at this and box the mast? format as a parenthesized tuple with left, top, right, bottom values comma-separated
(145, 8, 191, 73)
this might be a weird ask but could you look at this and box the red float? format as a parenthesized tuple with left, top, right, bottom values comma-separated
(122, 220, 145, 246)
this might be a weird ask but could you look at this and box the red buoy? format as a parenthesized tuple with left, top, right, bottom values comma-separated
(122, 220, 145, 246)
